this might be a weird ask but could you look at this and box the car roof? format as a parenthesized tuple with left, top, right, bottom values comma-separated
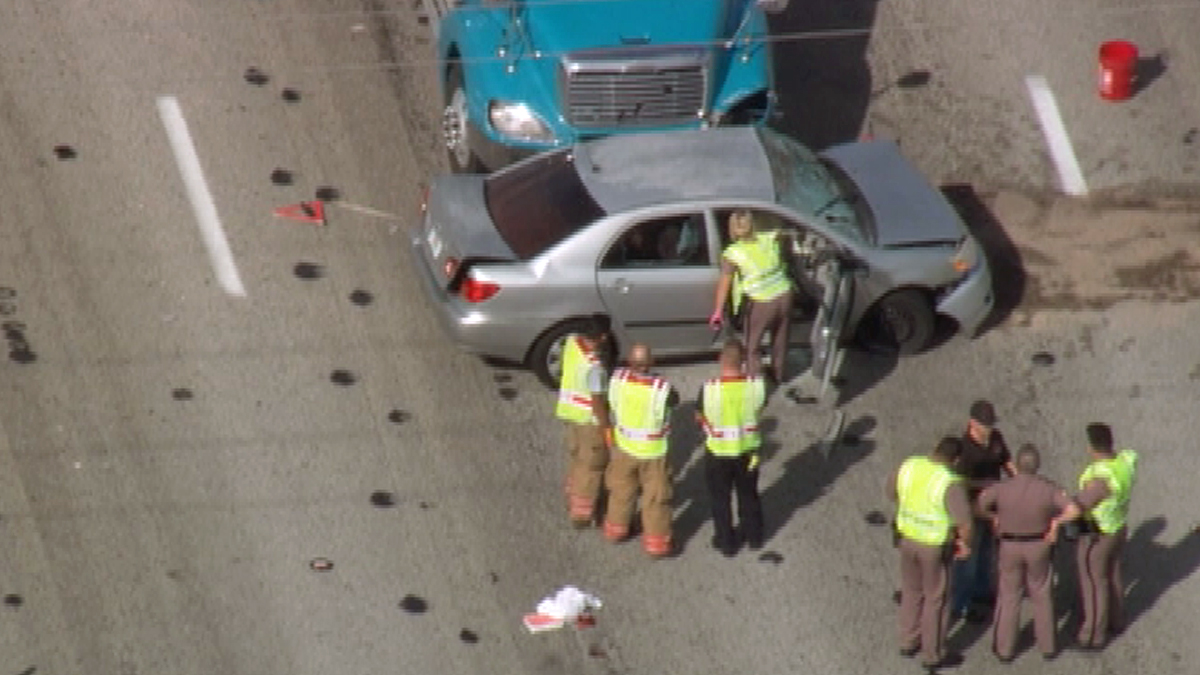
(571, 126, 775, 213)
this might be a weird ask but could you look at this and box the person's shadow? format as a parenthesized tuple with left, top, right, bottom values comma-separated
(758, 414, 877, 545)
(1120, 517, 1200, 629)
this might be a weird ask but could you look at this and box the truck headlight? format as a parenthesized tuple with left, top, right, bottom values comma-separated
(488, 101, 554, 143)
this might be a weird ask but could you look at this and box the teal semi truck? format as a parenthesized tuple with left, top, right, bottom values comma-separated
(431, 0, 785, 172)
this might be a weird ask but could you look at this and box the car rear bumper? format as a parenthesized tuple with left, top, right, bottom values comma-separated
(406, 231, 531, 363)
(936, 259, 994, 338)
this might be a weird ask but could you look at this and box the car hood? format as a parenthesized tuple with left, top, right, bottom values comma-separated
(521, 0, 738, 54)
(821, 140, 966, 248)
(425, 176, 515, 261)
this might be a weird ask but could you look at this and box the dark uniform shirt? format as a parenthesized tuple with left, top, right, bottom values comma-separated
(956, 428, 1012, 500)
(977, 473, 1072, 536)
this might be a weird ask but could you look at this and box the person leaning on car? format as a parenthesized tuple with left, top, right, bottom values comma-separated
(709, 210, 794, 383)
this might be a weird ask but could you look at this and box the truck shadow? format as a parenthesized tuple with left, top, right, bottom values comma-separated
(769, 0, 880, 149)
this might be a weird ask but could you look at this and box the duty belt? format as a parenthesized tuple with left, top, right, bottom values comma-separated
(999, 532, 1046, 542)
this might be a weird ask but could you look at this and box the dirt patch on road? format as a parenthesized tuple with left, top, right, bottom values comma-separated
(951, 189, 1200, 325)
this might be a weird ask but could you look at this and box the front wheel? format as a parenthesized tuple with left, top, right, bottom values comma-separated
(857, 289, 934, 355)
(442, 62, 485, 174)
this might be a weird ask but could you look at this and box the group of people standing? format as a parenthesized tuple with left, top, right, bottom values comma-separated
(889, 402, 1139, 669)
(554, 209, 797, 558)
(555, 321, 767, 559)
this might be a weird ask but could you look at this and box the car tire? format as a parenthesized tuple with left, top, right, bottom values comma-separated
(529, 318, 613, 390)
(442, 62, 485, 174)
(857, 289, 934, 356)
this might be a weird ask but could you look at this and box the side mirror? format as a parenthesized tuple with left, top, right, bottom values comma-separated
(756, 0, 790, 14)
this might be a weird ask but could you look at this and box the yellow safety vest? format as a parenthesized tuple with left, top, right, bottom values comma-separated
(896, 455, 961, 546)
(608, 368, 671, 459)
(723, 232, 790, 308)
(555, 335, 602, 425)
(700, 376, 766, 456)
(1079, 449, 1137, 534)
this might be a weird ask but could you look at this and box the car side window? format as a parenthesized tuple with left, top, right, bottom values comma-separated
(601, 213, 710, 269)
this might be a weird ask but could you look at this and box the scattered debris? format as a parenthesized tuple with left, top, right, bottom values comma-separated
(523, 585, 602, 633)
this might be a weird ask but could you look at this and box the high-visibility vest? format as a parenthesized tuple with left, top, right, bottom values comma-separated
(555, 335, 601, 425)
(723, 232, 790, 307)
(1079, 449, 1138, 534)
(608, 368, 672, 459)
(896, 455, 961, 546)
(700, 376, 766, 456)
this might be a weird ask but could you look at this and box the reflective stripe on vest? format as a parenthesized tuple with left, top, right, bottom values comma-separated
(896, 455, 960, 546)
(608, 368, 671, 459)
(701, 376, 766, 456)
(723, 232, 790, 302)
(1079, 449, 1138, 534)
(555, 335, 600, 425)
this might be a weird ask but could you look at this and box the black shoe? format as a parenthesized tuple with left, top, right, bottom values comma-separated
(899, 645, 920, 658)
(892, 590, 902, 605)
(745, 536, 764, 551)
(922, 651, 963, 671)
(711, 535, 739, 558)
(1041, 651, 1058, 662)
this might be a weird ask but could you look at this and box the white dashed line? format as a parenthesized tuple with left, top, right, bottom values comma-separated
(1024, 75, 1089, 197)
(156, 95, 248, 297)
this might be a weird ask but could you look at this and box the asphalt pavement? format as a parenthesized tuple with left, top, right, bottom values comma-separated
(1, 1, 1198, 675)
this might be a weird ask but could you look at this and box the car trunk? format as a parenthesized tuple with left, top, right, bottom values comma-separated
(420, 176, 517, 290)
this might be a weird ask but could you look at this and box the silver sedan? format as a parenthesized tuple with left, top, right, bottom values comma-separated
(407, 125, 993, 387)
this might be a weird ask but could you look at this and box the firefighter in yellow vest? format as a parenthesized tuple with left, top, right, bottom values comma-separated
(602, 343, 678, 558)
(696, 339, 767, 557)
(1047, 422, 1138, 651)
(709, 209, 794, 382)
(887, 436, 973, 670)
(555, 316, 614, 528)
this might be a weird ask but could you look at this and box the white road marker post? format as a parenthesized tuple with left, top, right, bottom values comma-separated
(157, 95, 248, 297)
(1025, 75, 1089, 197)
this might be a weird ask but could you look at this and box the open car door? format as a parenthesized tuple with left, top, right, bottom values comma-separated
(809, 255, 854, 401)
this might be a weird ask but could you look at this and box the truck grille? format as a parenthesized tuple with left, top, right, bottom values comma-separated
(560, 48, 708, 130)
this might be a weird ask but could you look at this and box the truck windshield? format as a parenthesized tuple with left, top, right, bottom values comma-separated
(756, 127, 869, 245)
(484, 149, 607, 260)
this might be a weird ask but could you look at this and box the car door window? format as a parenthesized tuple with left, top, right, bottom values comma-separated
(601, 213, 710, 269)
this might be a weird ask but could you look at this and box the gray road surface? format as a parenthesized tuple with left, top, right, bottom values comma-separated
(0, 2, 1197, 675)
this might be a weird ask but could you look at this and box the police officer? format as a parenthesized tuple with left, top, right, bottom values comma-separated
(708, 210, 794, 383)
(952, 400, 1015, 623)
(602, 343, 679, 558)
(1049, 423, 1138, 651)
(888, 436, 973, 671)
(554, 315, 613, 528)
(695, 339, 767, 557)
(977, 444, 1074, 662)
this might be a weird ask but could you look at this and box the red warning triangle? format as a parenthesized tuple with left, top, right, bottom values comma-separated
(273, 200, 325, 224)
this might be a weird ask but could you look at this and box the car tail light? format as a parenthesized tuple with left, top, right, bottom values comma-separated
(419, 182, 429, 214)
(461, 275, 500, 303)
(443, 256, 460, 279)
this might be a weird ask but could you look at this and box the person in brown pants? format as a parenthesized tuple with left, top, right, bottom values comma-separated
(555, 316, 613, 527)
(709, 210, 795, 383)
(602, 344, 679, 558)
(976, 444, 1076, 662)
(888, 436, 973, 670)
(1049, 423, 1138, 651)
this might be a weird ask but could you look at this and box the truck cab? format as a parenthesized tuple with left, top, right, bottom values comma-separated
(434, 0, 784, 173)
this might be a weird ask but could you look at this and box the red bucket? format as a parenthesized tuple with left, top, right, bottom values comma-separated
(1099, 40, 1138, 101)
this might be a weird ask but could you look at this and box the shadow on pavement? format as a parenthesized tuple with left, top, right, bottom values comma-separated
(940, 184, 1026, 335)
(758, 414, 877, 545)
(1121, 516, 1200, 629)
(769, 0, 880, 149)
(1135, 53, 1167, 96)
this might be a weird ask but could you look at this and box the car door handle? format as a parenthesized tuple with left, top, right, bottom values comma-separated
(612, 278, 632, 294)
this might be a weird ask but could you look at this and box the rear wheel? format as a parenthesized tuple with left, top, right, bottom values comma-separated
(442, 62, 485, 174)
(528, 319, 613, 390)
(857, 289, 934, 355)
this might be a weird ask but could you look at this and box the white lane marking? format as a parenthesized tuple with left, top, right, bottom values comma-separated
(1024, 75, 1089, 197)
(156, 95, 248, 297)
